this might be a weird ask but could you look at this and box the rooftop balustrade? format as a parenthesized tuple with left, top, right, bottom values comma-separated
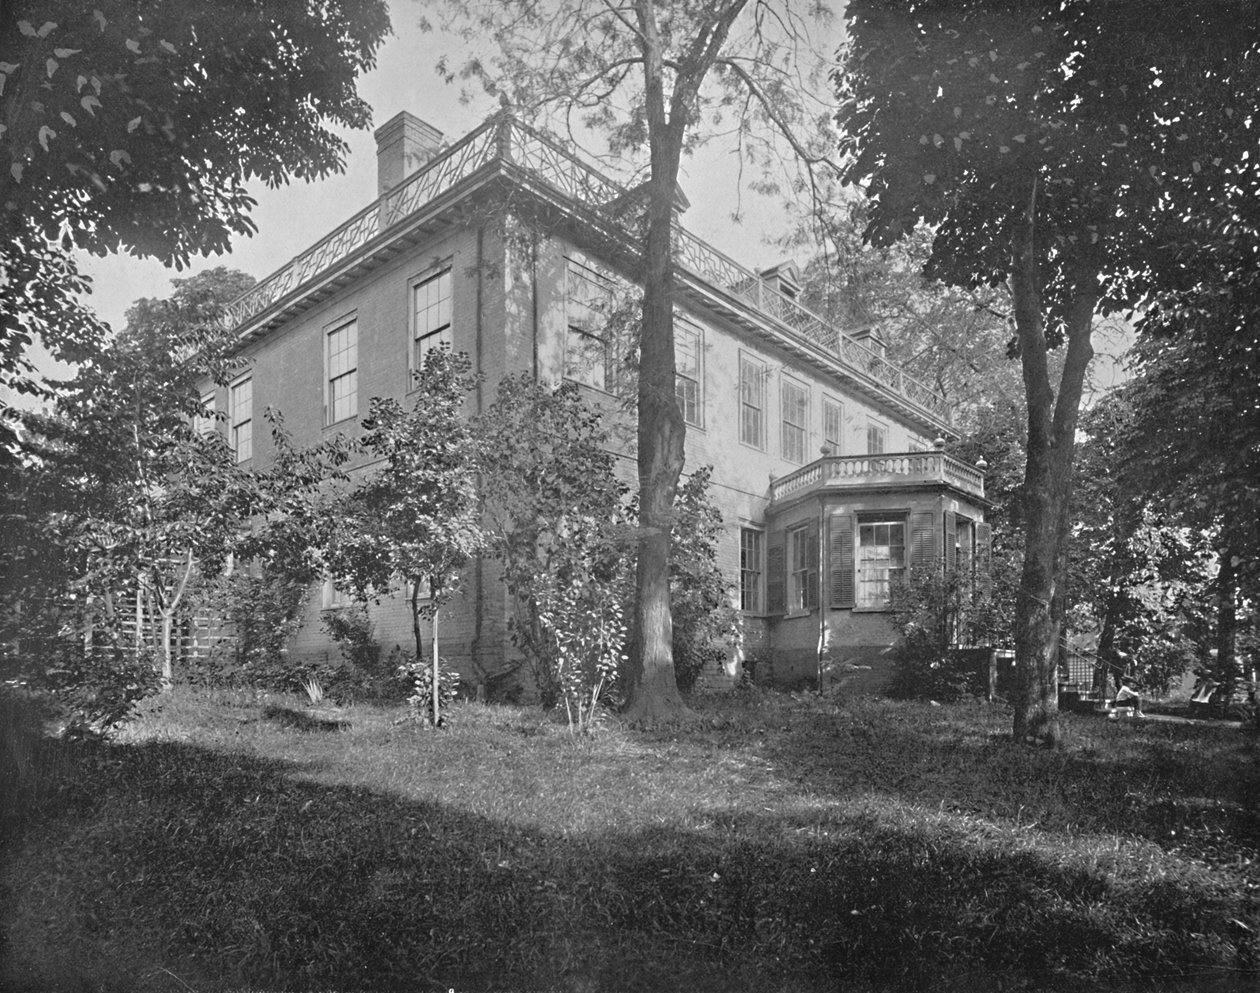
(223, 112, 951, 425)
(770, 451, 986, 504)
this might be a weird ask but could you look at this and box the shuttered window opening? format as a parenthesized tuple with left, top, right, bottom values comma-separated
(829, 512, 855, 608)
(766, 530, 786, 614)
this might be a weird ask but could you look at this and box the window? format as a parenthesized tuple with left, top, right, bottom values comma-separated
(781, 377, 808, 463)
(229, 376, 252, 463)
(326, 317, 358, 424)
(740, 528, 763, 613)
(195, 390, 217, 436)
(857, 518, 906, 608)
(866, 418, 888, 455)
(412, 267, 452, 373)
(675, 322, 702, 426)
(788, 524, 819, 612)
(323, 577, 351, 610)
(565, 260, 613, 389)
(823, 397, 844, 453)
(739, 353, 766, 449)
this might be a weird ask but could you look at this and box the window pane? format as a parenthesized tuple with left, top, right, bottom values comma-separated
(327, 320, 357, 422)
(824, 400, 843, 451)
(740, 528, 762, 613)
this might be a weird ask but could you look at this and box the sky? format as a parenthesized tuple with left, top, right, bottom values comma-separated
(73, 2, 835, 340)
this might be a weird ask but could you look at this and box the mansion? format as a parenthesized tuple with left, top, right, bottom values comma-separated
(206, 110, 989, 692)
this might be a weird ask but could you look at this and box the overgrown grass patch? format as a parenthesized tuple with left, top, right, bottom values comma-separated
(2, 686, 1257, 992)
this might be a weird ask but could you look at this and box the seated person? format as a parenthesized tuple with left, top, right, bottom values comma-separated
(1111, 676, 1144, 718)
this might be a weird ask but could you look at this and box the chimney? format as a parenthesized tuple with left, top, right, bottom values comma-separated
(374, 112, 445, 197)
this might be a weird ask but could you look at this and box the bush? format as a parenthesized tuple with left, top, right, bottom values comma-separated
(886, 564, 1011, 702)
(192, 569, 310, 689)
(394, 649, 460, 727)
(315, 605, 404, 704)
(669, 468, 741, 692)
(1, 641, 162, 736)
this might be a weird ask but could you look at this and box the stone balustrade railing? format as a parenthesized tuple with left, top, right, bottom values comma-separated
(770, 452, 985, 503)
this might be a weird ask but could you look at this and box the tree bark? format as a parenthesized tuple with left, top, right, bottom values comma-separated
(621, 2, 689, 724)
(1214, 545, 1238, 714)
(1009, 186, 1098, 747)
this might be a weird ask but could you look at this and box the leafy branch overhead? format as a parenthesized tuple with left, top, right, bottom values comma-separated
(0, 0, 390, 416)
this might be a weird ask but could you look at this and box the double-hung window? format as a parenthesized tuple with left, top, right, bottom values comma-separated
(823, 397, 844, 453)
(229, 376, 252, 463)
(857, 519, 906, 608)
(675, 321, 702, 426)
(412, 267, 452, 374)
(326, 317, 358, 424)
(565, 259, 613, 390)
(788, 524, 819, 612)
(781, 377, 808, 463)
(740, 528, 763, 613)
(739, 353, 766, 449)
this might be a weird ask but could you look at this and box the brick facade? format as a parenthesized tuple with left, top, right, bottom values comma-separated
(211, 111, 989, 696)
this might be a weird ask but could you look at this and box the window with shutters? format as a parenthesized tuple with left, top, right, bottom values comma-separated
(739, 527, 763, 613)
(823, 397, 844, 453)
(788, 524, 819, 612)
(739, 352, 767, 449)
(866, 418, 888, 455)
(857, 518, 906, 608)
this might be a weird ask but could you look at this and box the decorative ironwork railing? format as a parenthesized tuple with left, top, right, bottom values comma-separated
(770, 452, 985, 503)
(223, 112, 950, 423)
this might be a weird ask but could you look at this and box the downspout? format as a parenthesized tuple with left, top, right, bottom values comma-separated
(470, 225, 486, 688)
(531, 231, 540, 382)
(817, 493, 826, 695)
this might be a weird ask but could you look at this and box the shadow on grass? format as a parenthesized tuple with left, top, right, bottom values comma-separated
(740, 700, 1260, 855)
(2, 728, 1257, 993)
(260, 704, 352, 733)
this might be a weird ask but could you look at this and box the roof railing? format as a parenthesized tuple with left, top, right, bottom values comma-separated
(223, 112, 950, 422)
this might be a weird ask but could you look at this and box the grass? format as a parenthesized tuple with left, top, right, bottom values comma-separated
(1, 686, 1258, 992)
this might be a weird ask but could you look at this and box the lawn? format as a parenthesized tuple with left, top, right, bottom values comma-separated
(2, 687, 1258, 992)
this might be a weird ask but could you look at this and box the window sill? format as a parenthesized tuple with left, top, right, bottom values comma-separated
(782, 609, 814, 619)
(324, 414, 357, 429)
(851, 606, 890, 614)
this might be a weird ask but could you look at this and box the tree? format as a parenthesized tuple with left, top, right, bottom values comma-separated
(836, 0, 1260, 745)
(12, 268, 254, 684)
(1119, 207, 1260, 718)
(475, 375, 631, 708)
(4, 268, 351, 720)
(434, 0, 835, 722)
(327, 348, 485, 726)
(0, 0, 390, 437)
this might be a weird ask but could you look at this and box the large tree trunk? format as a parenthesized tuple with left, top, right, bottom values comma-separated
(1214, 545, 1238, 714)
(622, 173, 689, 723)
(1009, 189, 1098, 746)
(621, 12, 689, 723)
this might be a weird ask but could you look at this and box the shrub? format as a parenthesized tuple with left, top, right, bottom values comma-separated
(669, 467, 741, 692)
(886, 564, 1012, 701)
(394, 649, 460, 727)
(315, 605, 403, 704)
(193, 568, 310, 689)
(1, 641, 162, 737)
